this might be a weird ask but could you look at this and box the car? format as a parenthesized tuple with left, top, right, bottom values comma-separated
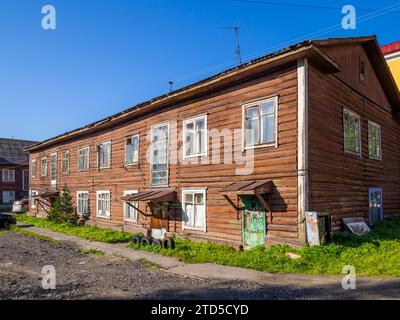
(12, 199, 29, 213)
(0, 213, 16, 230)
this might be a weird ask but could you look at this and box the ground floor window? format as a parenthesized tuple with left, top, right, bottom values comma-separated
(182, 189, 206, 231)
(96, 191, 110, 218)
(77, 191, 89, 216)
(124, 190, 138, 222)
(2, 191, 15, 204)
(369, 188, 383, 226)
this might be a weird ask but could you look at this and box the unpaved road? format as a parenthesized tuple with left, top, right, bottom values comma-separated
(0, 231, 398, 300)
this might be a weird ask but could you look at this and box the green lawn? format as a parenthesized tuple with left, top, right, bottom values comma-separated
(17, 214, 400, 276)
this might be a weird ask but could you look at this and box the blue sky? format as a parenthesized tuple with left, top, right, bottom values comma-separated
(0, 0, 399, 141)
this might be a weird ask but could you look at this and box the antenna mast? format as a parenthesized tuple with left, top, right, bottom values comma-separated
(221, 24, 242, 65)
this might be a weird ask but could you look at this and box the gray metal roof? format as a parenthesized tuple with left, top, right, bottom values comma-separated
(0, 138, 37, 166)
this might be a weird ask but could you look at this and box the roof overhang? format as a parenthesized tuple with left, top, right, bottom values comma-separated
(26, 43, 341, 152)
(220, 180, 273, 196)
(121, 189, 176, 203)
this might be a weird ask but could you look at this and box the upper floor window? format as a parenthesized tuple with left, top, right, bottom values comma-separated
(78, 147, 90, 171)
(151, 123, 169, 186)
(41, 157, 47, 177)
(62, 150, 70, 174)
(343, 109, 361, 155)
(31, 159, 37, 178)
(98, 141, 111, 169)
(183, 115, 207, 158)
(368, 121, 381, 160)
(125, 135, 139, 165)
(23, 169, 29, 191)
(360, 60, 366, 82)
(50, 153, 57, 182)
(243, 96, 277, 149)
(2, 169, 15, 183)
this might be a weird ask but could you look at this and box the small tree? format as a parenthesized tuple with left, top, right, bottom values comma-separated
(47, 185, 78, 224)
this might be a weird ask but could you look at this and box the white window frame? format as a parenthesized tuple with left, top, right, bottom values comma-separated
(96, 190, 111, 218)
(62, 150, 70, 174)
(150, 122, 170, 186)
(31, 159, 37, 178)
(125, 134, 140, 166)
(97, 140, 112, 169)
(30, 190, 39, 209)
(2, 169, 15, 183)
(2, 191, 15, 204)
(343, 108, 361, 156)
(242, 95, 278, 150)
(41, 157, 48, 177)
(78, 146, 90, 171)
(123, 190, 138, 222)
(50, 152, 57, 186)
(77, 191, 89, 216)
(22, 169, 29, 191)
(182, 188, 207, 232)
(368, 121, 382, 161)
(183, 114, 208, 159)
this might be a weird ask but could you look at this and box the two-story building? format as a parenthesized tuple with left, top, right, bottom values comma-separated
(26, 36, 400, 247)
(0, 138, 37, 206)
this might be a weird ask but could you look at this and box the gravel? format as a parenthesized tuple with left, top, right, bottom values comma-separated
(0, 231, 337, 300)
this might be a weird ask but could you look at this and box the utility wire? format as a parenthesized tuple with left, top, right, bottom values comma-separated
(170, 2, 400, 85)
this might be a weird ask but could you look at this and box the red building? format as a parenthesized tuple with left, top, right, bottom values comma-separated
(0, 138, 37, 206)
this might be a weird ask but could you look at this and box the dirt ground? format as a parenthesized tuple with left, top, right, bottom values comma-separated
(0, 231, 346, 300)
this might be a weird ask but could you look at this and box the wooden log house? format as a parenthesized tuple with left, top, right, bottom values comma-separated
(26, 36, 400, 247)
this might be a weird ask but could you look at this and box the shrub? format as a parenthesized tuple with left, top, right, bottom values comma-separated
(47, 185, 78, 224)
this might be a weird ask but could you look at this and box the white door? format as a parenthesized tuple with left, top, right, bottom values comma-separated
(3, 191, 15, 204)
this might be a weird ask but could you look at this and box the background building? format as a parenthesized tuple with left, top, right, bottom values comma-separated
(382, 41, 400, 89)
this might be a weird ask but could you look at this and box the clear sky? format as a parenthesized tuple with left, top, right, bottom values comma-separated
(0, 0, 399, 141)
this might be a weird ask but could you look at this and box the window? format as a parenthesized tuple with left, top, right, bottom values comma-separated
(96, 190, 110, 218)
(343, 109, 361, 155)
(30, 190, 39, 209)
(77, 191, 89, 216)
(243, 96, 277, 148)
(124, 190, 138, 222)
(369, 188, 383, 226)
(2, 191, 15, 204)
(41, 157, 47, 176)
(368, 121, 381, 160)
(360, 60, 366, 82)
(23, 169, 29, 191)
(50, 153, 57, 182)
(182, 189, 206, 231)
(151, 123, 169, 186)
(62, 151, 70, 174)
(125, 135, 139, 165)
(31, 159, 37, 178)
(78, 147, 90, 171)
(183, 115, 207, 158)
(98, 141, 111, 169)
(2, 169, 15, 182)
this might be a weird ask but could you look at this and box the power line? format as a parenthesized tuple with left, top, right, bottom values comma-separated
(170, 2, 400, 85)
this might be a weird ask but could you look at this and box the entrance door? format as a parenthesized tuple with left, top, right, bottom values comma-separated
(241, 195, 266, 248)
(150, 205, 169, 239)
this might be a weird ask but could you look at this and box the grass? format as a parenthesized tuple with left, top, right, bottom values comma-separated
(11, 225, 58, 243)
(17, 214, 141, 244)
(16, 213, 400, 276)
(79, 248, 105, 256)
(129, 218, 400, 277)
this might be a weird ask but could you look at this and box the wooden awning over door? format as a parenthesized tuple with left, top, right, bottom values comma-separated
(220, 180, 273, 195)
(121, 189, 176, 203)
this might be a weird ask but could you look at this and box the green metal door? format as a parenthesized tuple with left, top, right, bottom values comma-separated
(241, 196, 266, 248)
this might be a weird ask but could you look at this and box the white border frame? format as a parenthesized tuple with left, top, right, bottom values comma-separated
(124, 134, 140, 166)
(2, 191, 15, 204)
(343, 108, 362, 157)
(41, 156, 48, 177)
(77, 146, 90, 171)
(50, 152, 57, 187)
(62, 150, 70, 174)
(31, 159, 37, 178)
(123, 189, 139, 222)
(368, 120, 382, 161)
(96, 190, 111, 219)
(150, 121, 170, 187)
(2, 169, 15, 183)
(182, 114, 208, 159)
(241, 95, 279, 151)
(76, 191, 89, 215)
(181, 188, 207, 232)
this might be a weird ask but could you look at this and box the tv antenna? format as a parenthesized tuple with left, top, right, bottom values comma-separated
(221, 24, 242, 65)
(168, 80, 174, 93)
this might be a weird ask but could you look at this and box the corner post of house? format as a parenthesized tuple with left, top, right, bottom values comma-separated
(297, 58, 309, 245)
